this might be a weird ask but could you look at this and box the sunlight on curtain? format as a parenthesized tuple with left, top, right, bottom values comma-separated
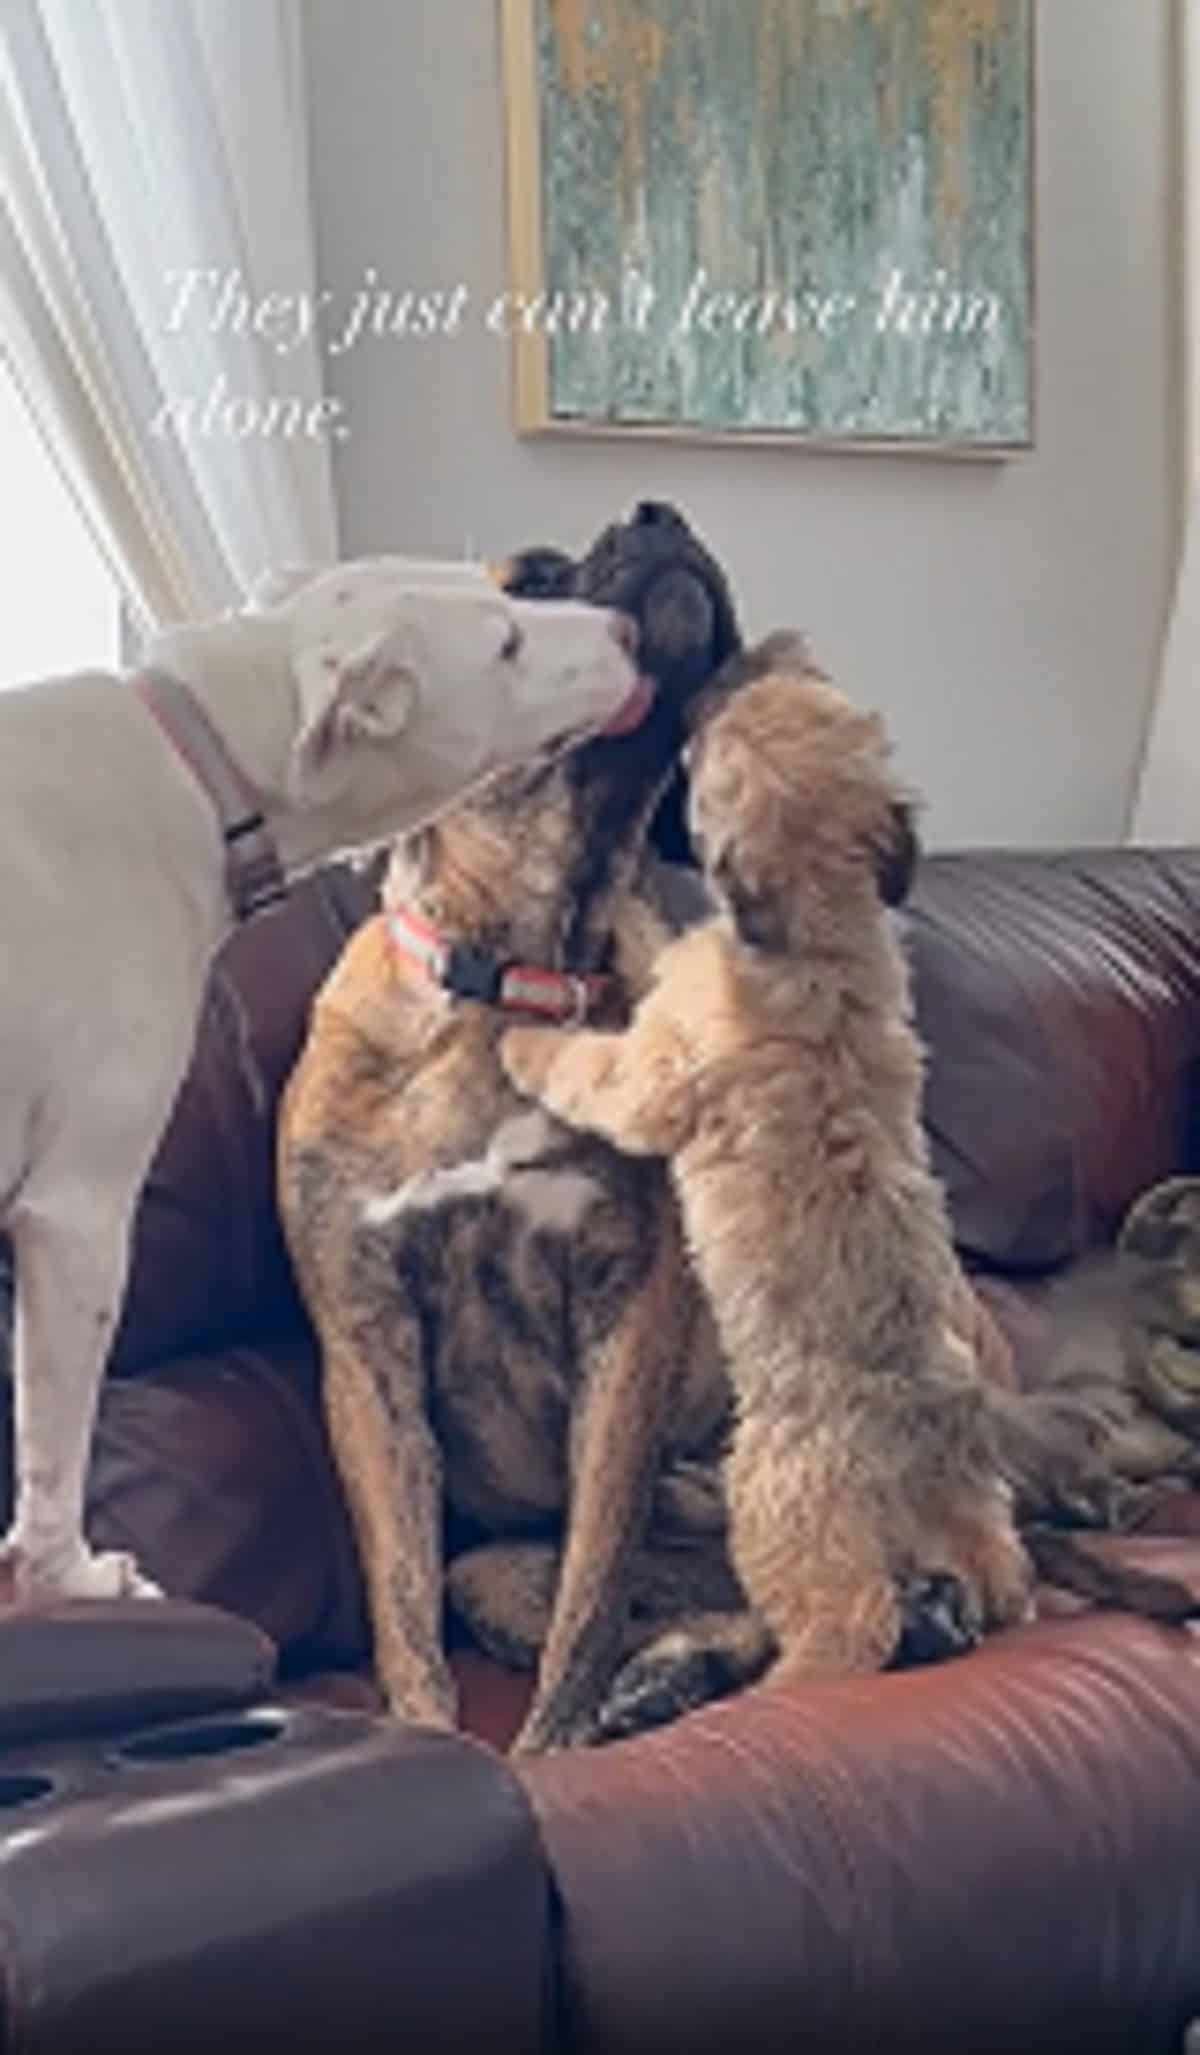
(0, 0, 337, 629)
(0, 351, 121, 686)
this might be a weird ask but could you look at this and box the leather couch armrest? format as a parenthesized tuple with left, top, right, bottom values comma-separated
(0, 1600, 274, 1745)
(522, 1615, 1200, 2055)
(0, 1707, 550, 2054)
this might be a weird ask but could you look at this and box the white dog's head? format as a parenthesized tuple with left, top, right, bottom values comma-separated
(256, 559, 647, 846)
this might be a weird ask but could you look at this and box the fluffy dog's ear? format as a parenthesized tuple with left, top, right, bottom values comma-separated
(713, 842, 789, 952)
(753, 629, 816, 676)
(685, 631, 817, 739)
(873, 800, 920, 907)
(289, 633, 418, 804)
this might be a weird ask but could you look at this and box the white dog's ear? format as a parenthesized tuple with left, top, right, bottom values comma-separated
(289, 632, 418, 805)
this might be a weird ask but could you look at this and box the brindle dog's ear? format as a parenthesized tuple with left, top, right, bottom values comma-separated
(874, 801, 920, 908)
(383, 822, 438, 903)
(713, 845, 789, 952)
(498, 548, 578, 600)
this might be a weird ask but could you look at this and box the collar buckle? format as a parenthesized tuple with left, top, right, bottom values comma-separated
(564, 974, 591, 1028)
(440, 942, 505, 1004)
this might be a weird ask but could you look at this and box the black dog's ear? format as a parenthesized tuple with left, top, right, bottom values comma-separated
(685, 630, 817, 738)
(713, 847, 789, 952)
(874, 801, 920, 908)
(632, 500, 689, 534)
(498, 547, 577, 599)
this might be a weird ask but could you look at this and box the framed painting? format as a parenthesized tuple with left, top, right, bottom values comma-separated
(499, 0, 1035, 454)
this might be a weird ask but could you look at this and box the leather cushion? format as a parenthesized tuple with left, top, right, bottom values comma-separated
(0, 1335, 370, 1671)
(521, 1614, 1200, 2055)
(112, 863, 378, 1376)
(86, 1336, 370, 1666)
(907, 850, 1200, 1270)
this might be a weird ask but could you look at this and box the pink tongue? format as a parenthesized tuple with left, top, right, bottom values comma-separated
(603, 674, 657, 737)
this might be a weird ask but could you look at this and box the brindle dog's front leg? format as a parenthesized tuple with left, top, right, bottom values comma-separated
(511, 1198, 685, 1755)
(501, 1020, 694, 1159)
(322, 1317, 456, 1729)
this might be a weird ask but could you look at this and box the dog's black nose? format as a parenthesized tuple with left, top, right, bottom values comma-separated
(633, 501, 684, 531)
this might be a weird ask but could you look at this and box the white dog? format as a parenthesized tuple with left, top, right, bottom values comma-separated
(0, 556, 645, 1604)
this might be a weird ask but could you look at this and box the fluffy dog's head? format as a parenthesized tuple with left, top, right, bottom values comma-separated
(688, 666, 919, 952)
(503, 502, 742, 864)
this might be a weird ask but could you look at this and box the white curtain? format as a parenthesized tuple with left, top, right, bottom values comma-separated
(1130, 3, 1200, 841)
(0, 0, 337, 629)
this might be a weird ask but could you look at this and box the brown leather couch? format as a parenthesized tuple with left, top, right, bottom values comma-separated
(2, 847, 1200, 2053)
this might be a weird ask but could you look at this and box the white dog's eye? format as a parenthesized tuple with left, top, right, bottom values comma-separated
(500, 624, 524, 662)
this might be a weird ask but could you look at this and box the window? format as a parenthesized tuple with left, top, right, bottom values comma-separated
(0, 356, 123, 689)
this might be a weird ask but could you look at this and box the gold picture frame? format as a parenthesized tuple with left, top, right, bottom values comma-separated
(498, 0, 1036, 458)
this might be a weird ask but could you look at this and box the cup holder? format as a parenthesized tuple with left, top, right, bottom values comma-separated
(0, 1772, 56, 1812)
(117, 1710, 288, 1766)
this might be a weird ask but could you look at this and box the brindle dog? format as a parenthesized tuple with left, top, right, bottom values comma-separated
(278, 503, 745, 1753)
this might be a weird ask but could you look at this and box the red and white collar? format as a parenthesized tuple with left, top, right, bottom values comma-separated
(387, 907, 610, 1026)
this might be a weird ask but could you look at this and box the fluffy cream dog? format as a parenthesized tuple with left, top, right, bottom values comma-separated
(0, 557, 642, 1605)
(503, 659, 1033, 1683)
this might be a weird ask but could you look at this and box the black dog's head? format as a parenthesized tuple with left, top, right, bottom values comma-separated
(571, 502, 741, 697)
(386, 505, 741, 974)
(504, 502, 741, 864)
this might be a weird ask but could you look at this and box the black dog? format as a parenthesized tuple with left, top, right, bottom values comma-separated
(504, 501, 742, 866)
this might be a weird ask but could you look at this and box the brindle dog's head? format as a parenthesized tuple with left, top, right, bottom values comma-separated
(387, 504, 740, 969)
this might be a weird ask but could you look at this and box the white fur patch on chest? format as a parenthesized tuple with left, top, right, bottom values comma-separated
(362, 1159, 498, 1226)
(362, 1110, 600, 1234)
(506, 1164, 599, 1234)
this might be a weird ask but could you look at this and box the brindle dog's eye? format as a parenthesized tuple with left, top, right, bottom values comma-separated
(501, 624, 523, 662)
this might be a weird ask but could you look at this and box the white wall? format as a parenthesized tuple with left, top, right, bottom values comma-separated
(303, 0, 1177, 848)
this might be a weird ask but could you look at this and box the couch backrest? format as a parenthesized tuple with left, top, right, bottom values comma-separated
(908, 850, 1200, 1271)
(111, 863, 378, 1374)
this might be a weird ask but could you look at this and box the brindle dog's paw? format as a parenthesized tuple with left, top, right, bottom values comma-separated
(511, 1691, 609, 1756)
(592, 1639, 728, 1743)
(592, 1626, 764, 1743)
(890, 1572, 984, 1669)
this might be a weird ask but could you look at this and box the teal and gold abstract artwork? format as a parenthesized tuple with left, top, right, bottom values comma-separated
(501, 0, 1033, 450)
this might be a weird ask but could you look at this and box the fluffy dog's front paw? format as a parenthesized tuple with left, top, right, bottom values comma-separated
(499, 1027, 560, 1102)
(0, 1536, 163, 1604)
